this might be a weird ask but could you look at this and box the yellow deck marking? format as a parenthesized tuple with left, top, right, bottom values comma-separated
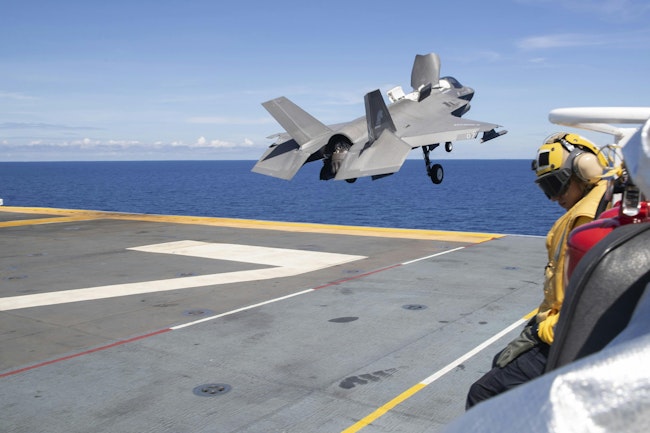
(0, 216, 99, 227)
(341, 309, 539, 433)
(0, 206, 503, 243)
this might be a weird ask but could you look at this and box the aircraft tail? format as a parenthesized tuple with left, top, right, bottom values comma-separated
(365, 89, 396, 142)
(411, 53, 441, 92)
(262, 97, 332, 146)
(334, 90, 411, 180)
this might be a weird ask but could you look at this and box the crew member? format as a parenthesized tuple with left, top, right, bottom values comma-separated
(465, 132, 610, 409)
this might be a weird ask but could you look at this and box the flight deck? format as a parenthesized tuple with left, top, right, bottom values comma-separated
(0, 206, 545, 433)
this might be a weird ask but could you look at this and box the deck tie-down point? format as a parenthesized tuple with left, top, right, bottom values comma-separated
(193, 383, 232, 397)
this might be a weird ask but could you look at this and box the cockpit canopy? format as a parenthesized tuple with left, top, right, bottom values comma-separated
(439, 76, 463, 89)
(386, 76, 465, 103)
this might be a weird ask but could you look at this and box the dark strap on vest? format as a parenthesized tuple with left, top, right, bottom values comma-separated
(594, 192, 610, 219)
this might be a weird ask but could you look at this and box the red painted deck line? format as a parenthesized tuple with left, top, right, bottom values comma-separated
(311, 264, 403, 290)
(0, 329, 172, 379)
(0, 245, 472, 379)
(0, 264, 400, 379)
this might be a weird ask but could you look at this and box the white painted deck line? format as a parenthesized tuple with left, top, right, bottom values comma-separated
(0, 241, 366, 311)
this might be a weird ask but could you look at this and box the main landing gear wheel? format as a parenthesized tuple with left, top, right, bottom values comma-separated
(422, 144, 444, 185)
(429, 163, 444, 184)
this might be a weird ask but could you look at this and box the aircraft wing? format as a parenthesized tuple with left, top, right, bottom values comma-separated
(251, 97, 334, 180)
(399, 113, 504, 148)
(251, 138, 312, 180)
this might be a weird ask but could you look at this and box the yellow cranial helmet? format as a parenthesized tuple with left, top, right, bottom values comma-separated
(531, 133, 606, 199)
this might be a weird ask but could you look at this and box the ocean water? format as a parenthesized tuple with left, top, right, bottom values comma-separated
(0, 159, 563, 236)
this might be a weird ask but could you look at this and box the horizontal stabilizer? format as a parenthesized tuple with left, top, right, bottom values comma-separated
(262, 97, 332, 146)
(251, 139, 312, 180)
(335, 130, 411, 180)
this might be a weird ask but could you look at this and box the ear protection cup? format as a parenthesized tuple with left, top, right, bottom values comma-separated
(562, 149, 604, 184)
(573, 152, 603, 184)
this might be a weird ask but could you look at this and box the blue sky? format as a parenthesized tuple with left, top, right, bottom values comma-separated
(1, 0, 649, 161)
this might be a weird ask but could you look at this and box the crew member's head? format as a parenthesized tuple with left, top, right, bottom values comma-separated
(532, 133, 607, 210)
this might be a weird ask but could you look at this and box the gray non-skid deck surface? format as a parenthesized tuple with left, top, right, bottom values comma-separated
(0, 208, 545, 433)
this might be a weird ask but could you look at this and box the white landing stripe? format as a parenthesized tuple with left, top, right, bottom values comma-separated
(170, 289, 315, 330)
(0, 241, 366, 311)
(341, 314, 532, 433)
(420, 316, 527, 385)
(402, 246, 466, 265)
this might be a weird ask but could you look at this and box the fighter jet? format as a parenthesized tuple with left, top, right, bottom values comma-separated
(252, 53, 507, 185)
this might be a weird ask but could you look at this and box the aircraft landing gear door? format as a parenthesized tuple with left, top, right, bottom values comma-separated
(422, 145, 444, 185)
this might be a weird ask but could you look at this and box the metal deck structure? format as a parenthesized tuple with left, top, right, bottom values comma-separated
(0, 207, 545, 433)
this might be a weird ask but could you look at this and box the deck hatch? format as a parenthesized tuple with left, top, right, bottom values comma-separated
(182, 309, 215, 317)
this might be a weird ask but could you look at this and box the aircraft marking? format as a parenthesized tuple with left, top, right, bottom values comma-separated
(0, 241, 366, 311)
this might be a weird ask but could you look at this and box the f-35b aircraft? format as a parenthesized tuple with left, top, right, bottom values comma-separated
(252, 53, 507, 185)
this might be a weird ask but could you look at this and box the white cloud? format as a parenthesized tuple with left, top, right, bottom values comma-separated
(209, 140, 235, 148)
(188, 137, 256, 149)
(189, 136, 231, 148)
(186, 116, 271, 125)
(564, 0, 650, 20)
(0, 122, 100, 131)
(76, 138, 102, 149)
(477, 50, 502, 62)
(517, 33, 608, 50)
(106, 140, 142, 147)
(1, 137, 260, 151)
(514, 0, 650, 21)
(0, 92, 37, 101)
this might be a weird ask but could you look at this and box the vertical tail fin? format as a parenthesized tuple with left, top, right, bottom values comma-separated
(364, 89, 396, 143)
(335, 90, 410, 180)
